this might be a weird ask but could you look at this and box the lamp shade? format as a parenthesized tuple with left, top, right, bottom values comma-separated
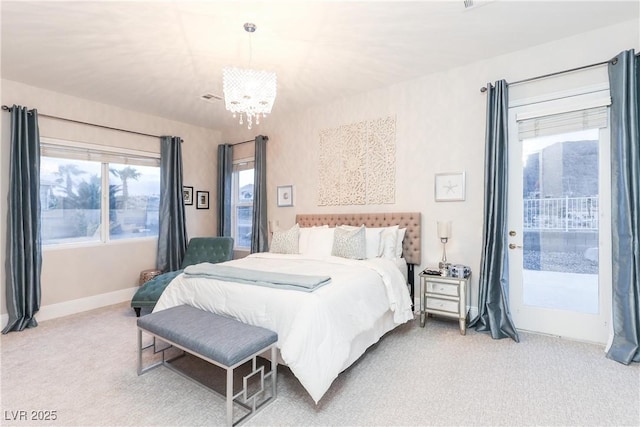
(223, 66, 277, 129)
(437, 221, 451, 239)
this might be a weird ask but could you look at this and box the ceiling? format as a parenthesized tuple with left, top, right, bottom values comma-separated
(2, 1, 637, 131)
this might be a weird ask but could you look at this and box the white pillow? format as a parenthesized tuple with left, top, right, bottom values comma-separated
(379, 225, 399, 260)
(341, 225, 383, 259)
(332, 225, 366, 260)
(270, 223, 300, 254)
(298, 225, 328, 254)
(365, 228, 384, 258)
(396, 228, 407, 258)
(302, 227, 335, 258)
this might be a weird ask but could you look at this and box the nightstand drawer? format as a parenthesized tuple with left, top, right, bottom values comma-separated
(425, 297, 459, 314)
(426, 281, 459, 297)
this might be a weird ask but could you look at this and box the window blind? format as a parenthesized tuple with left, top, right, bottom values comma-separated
(517, 105, 609, 140)
(41, 140, 160, 167)
(233, 160, 255, 172)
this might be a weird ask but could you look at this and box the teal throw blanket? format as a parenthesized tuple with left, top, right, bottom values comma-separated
(183, 264, 331, 292)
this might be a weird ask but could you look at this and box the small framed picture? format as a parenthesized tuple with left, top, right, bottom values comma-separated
(277, 185, 293, 207)
(183, 186, 193, 206)
(435, 172, 466, 202)
(196, 191, 210, 209)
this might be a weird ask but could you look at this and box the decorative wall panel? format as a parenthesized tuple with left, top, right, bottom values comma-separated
(318, 116, 396, 206)
(366, 116, 396, 204)
(339, 121, 366, 205)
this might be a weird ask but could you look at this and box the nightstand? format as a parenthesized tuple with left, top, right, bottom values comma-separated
(419, 272, 469, 335)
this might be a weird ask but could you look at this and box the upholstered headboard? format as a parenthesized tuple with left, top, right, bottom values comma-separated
(295, 212, 421, 265)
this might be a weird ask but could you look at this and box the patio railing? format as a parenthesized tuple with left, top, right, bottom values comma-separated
(524, 196, 598, 231)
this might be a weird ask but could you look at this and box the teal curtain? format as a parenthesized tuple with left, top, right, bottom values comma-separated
(3, 105, 42, 334)
(607, 49, 640, 364)
(156, 136, 187, 272)
(216, 144, 233, 237)
(251, 136, 269, 253)
(468, 80, 520, 342)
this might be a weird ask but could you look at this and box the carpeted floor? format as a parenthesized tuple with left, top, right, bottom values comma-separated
(1, 302, 638, 426)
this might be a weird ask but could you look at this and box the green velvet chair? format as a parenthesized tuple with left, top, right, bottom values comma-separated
(131, 237, 234, 317)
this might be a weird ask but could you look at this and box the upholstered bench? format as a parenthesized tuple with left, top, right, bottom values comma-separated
(137, 305, 278, 426)
(131, 237, 233, 317)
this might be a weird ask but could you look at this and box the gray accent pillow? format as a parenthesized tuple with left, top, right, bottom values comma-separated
(270, 223, 300, 254)
(332, 225, 366, 260)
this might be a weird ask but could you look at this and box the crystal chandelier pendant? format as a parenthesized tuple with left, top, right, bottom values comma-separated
(222, 23, 277, 129)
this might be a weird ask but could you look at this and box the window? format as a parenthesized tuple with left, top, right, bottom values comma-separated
(232, 159, 254, 249)
(40, 139, 160, 246)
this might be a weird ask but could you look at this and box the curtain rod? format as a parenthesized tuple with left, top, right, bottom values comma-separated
(228, 136, 269, 146)
(1, 105, 171, 140)
(479, 57, 617, 93)
(230, 139, 254, 146)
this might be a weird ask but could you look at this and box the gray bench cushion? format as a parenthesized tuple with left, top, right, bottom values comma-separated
(137, 305, 278, 367)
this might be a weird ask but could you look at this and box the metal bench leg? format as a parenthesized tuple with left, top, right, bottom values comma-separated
(271, 346, 277, 399)
(226, 366, 234, 427)
(137, 329, 143, 375)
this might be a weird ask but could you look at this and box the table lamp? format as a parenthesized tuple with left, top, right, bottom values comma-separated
(437, 221, 452, 269)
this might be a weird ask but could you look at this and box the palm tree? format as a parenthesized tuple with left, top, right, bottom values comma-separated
(61, 174, 100, 237)
(54, 163, 85, 208)
(110, 166, 141, 205)
(74, 175, 101, 209)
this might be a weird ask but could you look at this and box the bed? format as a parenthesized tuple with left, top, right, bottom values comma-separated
(154, 212, 421, 403)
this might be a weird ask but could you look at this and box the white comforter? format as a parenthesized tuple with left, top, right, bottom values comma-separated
(154, 252, 413, 403)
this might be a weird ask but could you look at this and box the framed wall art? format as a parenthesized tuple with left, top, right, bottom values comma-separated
(435, 172, 466, 202)
(183, 186, 193, 206)
(277, 185, 293, 207)
(196, 190, 210, 209)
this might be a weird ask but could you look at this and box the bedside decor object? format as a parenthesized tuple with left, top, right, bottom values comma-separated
(223, 23, 277, 130)
(450, 264, 471, 278)
(277, 185, 293, 207)
(435, 172, 466, 201)
(437, 221, 451, 269)
(196, 191, 209, 209)
(183, 186, 193, 206)
(422, 268, 442, 276)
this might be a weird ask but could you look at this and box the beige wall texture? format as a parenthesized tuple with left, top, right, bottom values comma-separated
(1, 19, 637, 321)
(222, 19, 638, 311)
(1, 80, 221, 315)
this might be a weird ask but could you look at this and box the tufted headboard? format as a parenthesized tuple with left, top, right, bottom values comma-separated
(295, 212, 421, 265)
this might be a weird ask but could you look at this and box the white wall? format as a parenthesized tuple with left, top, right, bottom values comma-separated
(223, 19, 639, 311)
(1, 19, 636, 322)
(1, 80, 221, 319)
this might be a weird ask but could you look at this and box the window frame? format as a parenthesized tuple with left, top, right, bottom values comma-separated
(40, 137, 161, 248)
(231, 157, 255, 250)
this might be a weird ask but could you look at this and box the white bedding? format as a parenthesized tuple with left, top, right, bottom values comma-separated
(154, 252, 413, 403)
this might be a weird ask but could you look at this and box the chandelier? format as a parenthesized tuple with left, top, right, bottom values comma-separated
(223, 23, 277, 130)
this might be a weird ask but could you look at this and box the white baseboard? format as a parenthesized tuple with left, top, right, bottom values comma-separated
(1, 287, 138, 327)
